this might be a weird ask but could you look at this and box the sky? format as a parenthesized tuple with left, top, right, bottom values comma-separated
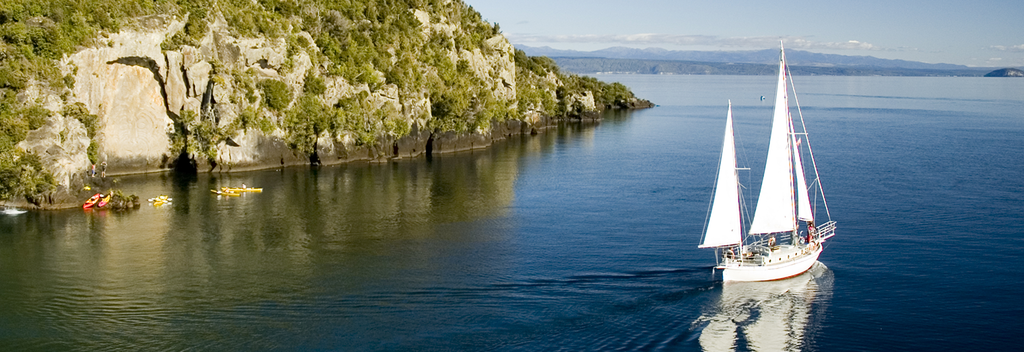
(464, 0, 1024, 67)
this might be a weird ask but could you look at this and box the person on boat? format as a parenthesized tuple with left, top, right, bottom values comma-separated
(768, 236, 776, 248)
(807, 220, 816, 243)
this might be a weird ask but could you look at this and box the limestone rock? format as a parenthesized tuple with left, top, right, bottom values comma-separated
(322, 76, 355, 107)
(183, 97, 202, 120)
(186, 61, 212, 98)
(211, 128, 307, 171)
(59, 15, 185, 175)
(165, 51, 186, 114)
(239, 38, 286, 70)
(16, 113, 91, 189)
(566, 91, 597, 113)
(92, 64, 175, 174)
(181, 45, 201, 69)
(283, 51, 313, 96)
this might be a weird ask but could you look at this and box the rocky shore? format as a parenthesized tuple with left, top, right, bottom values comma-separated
(3, 101, 652, 211)
(0, 2, 652, 211)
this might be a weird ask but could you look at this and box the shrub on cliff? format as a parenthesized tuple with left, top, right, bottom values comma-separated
(258, 79, 292, 111)
(168, 110, 223, 167)
(0, 151, 54, 204)
(0, 91, 54, 202)
(285, 95, 329, 155)
(564, 75, 637, 108)
(62, 102, 99, 163)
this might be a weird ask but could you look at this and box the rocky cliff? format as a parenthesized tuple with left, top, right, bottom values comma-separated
(0, 0, 649, 208)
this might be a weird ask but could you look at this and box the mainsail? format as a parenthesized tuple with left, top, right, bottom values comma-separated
(700, 102, 742, 248)
(748, 49, 797, 235)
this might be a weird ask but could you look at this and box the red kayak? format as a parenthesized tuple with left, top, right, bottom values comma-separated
(83, 193, 102, 209)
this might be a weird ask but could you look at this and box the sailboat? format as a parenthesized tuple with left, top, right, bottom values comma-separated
(699, 43, 836, 282)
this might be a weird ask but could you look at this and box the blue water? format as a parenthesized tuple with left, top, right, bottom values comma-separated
(1, 75, 1022, 351)
(604, 74, 1024, 350)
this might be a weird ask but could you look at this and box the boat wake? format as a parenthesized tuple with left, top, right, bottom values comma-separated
(2, 207, 27, 215)
(693, 262, 834, 351)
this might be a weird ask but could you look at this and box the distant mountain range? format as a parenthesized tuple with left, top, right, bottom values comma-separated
(517, 45, 1004, 76)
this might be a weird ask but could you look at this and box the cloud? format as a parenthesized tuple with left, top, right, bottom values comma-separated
(990, 44, 1024, 52)
(505, 33, 884, 51)
(786, 38, 880, 50)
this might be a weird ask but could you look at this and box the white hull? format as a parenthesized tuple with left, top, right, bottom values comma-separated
(719, 244, 823, 282)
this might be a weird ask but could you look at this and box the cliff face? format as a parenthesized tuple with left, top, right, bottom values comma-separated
(57, 10, 523, 174)
(61, 19, 179, 175)
(1, 1, 648, 207)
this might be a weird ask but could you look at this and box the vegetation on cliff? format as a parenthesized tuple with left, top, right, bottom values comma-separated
(0, 0, 643, 205)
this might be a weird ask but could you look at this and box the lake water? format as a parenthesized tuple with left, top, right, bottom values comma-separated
(2, 74, 1022, 351)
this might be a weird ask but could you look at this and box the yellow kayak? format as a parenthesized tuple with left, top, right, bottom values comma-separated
(149, 195, 172, 206)
(148, 195, 172, 202)
(212, 189, 241, 196)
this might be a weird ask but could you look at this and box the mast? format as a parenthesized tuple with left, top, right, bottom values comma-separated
(700, 102, 743, 248)
(748, 44, 797, 235)
(792, 123, 813, 221)
(788, 67, 833, 222)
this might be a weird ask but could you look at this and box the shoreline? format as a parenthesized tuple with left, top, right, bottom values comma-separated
(2, 103, 653, 211)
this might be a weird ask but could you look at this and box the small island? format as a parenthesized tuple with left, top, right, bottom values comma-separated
(984, 68, 1024, 77)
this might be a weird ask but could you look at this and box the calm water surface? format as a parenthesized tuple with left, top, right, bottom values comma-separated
(1, 75, 1022, 351)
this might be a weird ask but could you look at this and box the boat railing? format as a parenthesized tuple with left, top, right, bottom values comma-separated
(724, 257, 765, 266)
(724, 247, 769, 266)
(817, 220, 837, 240)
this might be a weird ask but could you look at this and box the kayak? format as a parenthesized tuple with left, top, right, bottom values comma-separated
(225, 187, 262, 193)
(148, 195, 172, 206)
(97, 194, 112, 208)
(147, 195, 172, 202)
(212, 189, 241, 196)
(83, 193, 102, 209)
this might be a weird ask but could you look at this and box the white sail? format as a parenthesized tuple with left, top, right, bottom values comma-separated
(792, 132, 813, 221)
(700, 102, 743, 248)
(748, 49, 796, 235)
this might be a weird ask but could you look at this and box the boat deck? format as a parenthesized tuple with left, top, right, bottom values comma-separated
(726, 242, 820, 267)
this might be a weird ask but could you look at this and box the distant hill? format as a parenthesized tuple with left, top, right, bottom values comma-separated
(519, 45, 1000, 76)
(550, 57, 993, 77)
(984, 68, 1024, 77)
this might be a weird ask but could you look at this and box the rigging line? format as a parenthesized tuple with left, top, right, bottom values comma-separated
(786, 62, 832, 220)
(732, 105, 753, 232)
(700, 153, 718, 246)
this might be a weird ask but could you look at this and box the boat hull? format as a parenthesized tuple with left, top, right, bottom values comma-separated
(720, 244, 823, 282)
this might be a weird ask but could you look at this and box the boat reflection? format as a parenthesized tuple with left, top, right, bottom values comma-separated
(697, 262, 833, 351)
